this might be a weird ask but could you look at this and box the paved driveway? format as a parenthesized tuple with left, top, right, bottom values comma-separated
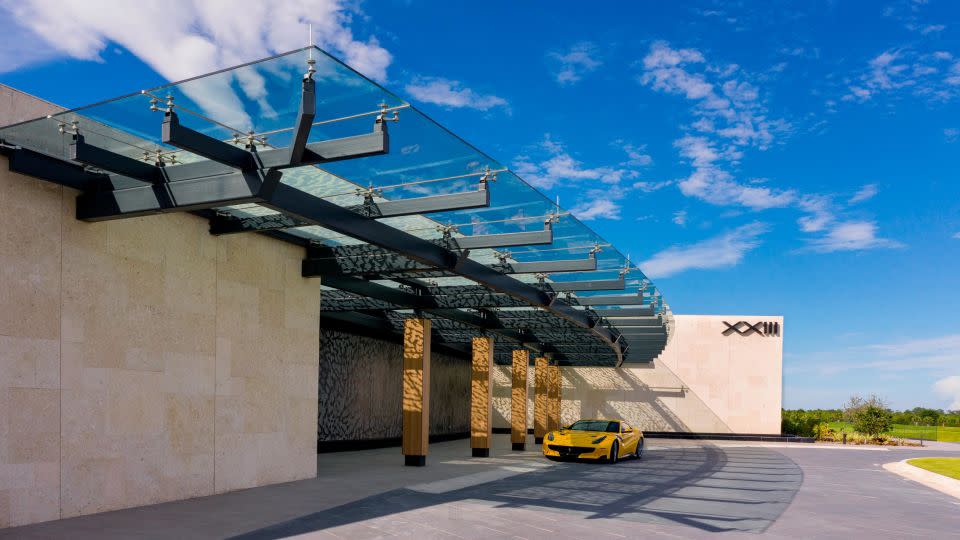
(2, 436, 958, 539)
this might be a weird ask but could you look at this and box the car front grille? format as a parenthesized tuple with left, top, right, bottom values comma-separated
(547, 445, 595, 456)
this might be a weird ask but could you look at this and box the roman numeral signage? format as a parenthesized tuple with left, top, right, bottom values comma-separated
(722, 321, 781, 337)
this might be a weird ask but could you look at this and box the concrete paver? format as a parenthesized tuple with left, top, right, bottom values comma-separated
(2, 436, 958, 539)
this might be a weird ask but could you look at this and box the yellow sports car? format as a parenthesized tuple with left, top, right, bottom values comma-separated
(542, 419, 644, 463)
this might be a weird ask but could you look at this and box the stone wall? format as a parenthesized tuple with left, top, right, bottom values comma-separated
(493, 315, 783, 435)
(0, 158, 321, 527)
(317, 329, 470, 442)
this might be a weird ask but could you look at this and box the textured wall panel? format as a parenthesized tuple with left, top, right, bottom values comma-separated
(318, 330, 469, 442)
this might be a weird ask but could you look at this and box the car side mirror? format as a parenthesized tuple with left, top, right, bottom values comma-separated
(622, 428, 632, 433)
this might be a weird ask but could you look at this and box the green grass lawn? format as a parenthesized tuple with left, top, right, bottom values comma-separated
(827, 422, 960, 442)
(907, 458, 960, 480)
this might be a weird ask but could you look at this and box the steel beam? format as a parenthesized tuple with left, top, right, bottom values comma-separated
(76, 168, 279, 221)
(592, 307, 655, 317)
(285, 76, 316, 165)
(160, 122, 388, 182)
(575, 294, 646, 306)
(264, 183, 619, 361)
(497, 255, 596, 274)
(604, 316, 661, 326)
(210, 187, 490, 235)
(70, 134, 161, 182)
(446, 222, 552, 250)
(548, 276, 624, 292)
(162, 111, 257, 171)
(1, 145, 107, 191)
(301, 245, 596, 277)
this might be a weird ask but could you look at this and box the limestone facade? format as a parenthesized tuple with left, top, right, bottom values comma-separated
(493, 315, 783, 435)
(0, 159, 320, 527)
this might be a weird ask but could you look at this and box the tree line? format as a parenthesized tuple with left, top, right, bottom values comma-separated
(783, 396, 960, 438)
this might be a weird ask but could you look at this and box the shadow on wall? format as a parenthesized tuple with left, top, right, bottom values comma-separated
(493, 364, 733, 434)
(562, 368, 691, 432)
(318, 330, 470, 442)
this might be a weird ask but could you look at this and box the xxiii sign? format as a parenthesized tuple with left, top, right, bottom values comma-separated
(722, 321, 781, 337)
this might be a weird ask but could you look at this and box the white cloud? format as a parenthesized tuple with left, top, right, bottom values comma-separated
(945, 128, 960, 142)
(805, 220, 902, 253)
(672, 210, 687, 226)
(0, 0, 393, 130)
(673, 135, 795, 210)
(640, 222, 768, 278)
(513, 136, 641, 191)
(953, 232, 960, 239)
(849, 183, 878, 204)
(548, 42, 602, 85)
(796, 194, 834, 233)
(920, 24, 946, 35)
(1, 0, 392, 80)
(633, 180, 672, 192)
(935, 376, 960, 409)
(570, 193, 621, 221)
(793, 334, 960, 378)
(404, 76, 507, 111)
(843, 48, 960, 103)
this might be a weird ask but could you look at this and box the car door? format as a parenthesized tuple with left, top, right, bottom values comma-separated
(620, 422, 639, 453)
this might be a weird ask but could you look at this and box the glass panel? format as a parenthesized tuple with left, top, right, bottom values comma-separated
(0, 45, 669, 351)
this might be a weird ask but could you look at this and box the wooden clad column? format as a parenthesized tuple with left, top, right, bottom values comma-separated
(533, 356, 549, 444)
(511, 349, 529, 451)
(402, 318, 431, 466)
(470, 336, 494, 457)
(546, 362, 560, 432)
(550, 364, 563, 429)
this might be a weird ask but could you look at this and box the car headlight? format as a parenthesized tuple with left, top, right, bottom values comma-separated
(591, 435, 607, 444)
(547, 432, 555, 441)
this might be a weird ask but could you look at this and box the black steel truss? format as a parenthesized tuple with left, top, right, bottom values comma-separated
(0, 75, 676, 366)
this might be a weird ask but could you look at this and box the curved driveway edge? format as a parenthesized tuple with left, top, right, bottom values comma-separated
(883, 459, 960, 500)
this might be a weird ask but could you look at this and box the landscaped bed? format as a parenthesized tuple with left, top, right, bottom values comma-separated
(907, 458, 960, 480)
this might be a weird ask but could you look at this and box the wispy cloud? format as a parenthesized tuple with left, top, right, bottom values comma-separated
(849, 183, 878, 204)
(548, 42, 602, 85)
(404, 76, 508, 111)
(945, 128, 960, 143)
(935, 376, 960, 410)
(953, 232, 960, 239)
(640, 222, 768, 278)
(804, 220, 902, 253)
(672, 210, 688, 226)
(514, 136, 651, 221)
(790, 334, 960, 378)
(638, 41, 899, 253)
(843, 48, 960, 103)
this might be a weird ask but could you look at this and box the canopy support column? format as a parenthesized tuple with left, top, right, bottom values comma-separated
(533, 356, 549, 444)
(402, 318, 431, 466)
(470, 336, 494, 458)
(547, 362, 560, 433)
(511, 349, 529, 451)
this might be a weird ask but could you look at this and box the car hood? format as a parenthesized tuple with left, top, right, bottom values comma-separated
(550, 430, 616, 445)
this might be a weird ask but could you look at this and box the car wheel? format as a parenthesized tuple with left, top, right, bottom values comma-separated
(635, 439, 644, 460)
(607, 441, 619, 464)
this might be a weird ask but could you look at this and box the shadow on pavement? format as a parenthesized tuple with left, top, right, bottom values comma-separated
(231, 443, 803, 538)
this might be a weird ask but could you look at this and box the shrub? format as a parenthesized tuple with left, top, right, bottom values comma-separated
(853, 404, 893, 438)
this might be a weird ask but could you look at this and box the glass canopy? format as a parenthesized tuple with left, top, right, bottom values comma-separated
(0, 47, 670, 366)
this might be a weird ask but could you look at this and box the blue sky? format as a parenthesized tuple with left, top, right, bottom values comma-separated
(1, 0, 957, 411)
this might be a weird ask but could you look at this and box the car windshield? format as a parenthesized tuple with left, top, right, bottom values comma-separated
(568, 420, 619, 433)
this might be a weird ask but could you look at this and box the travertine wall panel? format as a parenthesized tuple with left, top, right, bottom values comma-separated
(0, 154, 321, 527)
(0, 167, 63, 528)
(493, 315, 783, 435)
